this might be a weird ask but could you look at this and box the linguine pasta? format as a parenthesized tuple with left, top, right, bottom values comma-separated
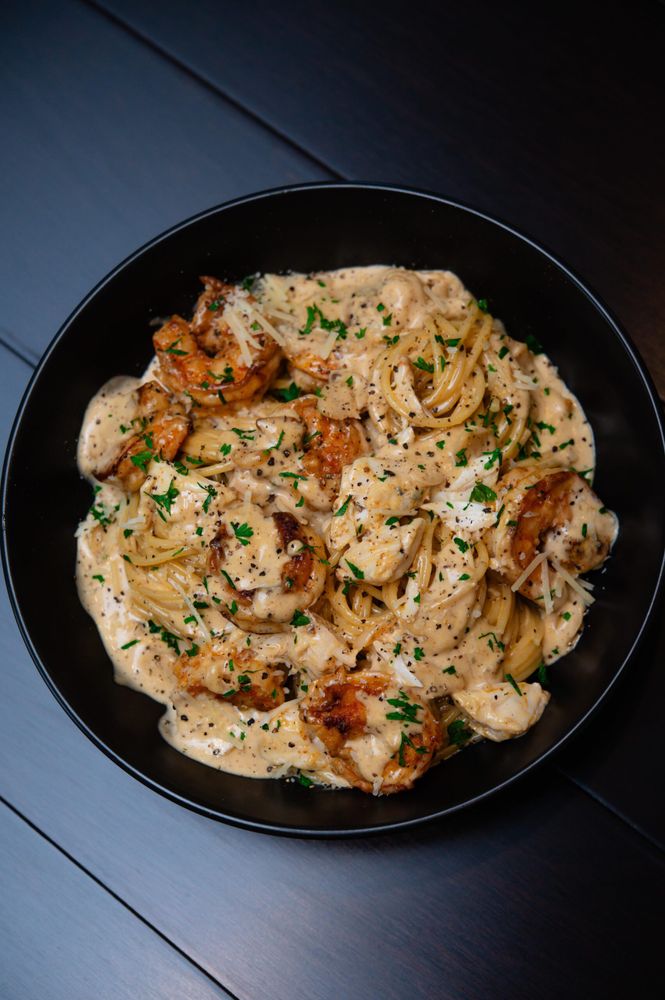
(76, 266, 617, 795)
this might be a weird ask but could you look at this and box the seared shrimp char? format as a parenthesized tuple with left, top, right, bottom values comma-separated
(300, 669, 441, 794)
(96, 380, 190, 491)
(209, 505, 327, 632)
(174, 643, 286, 710)
(488, 468, 617, 602)
(294, 396, 366, 493)
(153, 277, 282, 408)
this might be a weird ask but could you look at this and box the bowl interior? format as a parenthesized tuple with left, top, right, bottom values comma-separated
(4, 185, 664, 834)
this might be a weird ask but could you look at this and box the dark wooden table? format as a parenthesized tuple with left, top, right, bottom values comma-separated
(2, 3, 663, 997)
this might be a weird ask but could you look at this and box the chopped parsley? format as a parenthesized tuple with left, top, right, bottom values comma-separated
(197, 483, 217, 514)
(482, 447, 502, 469)
(273, 382, 301, 402)
(299, 303, 348, 341)
(333, 495, 352, 517)
(164, 338, 187, 356)
(414, 356, 434, 374)
(447, 719, 472, 745)
(505, 672, 522, 696)
(480, 631, 506, 652)
(129, 449, 153, 472)
(150, 479, 180, 521)
(525, 333, 544, 355)
(455, 448, 468, 467)
(453, 536, 469, 554)
(147, 619, 181, 654)
(121, 639, 139, 650)
(469, 482, 497, 504)
(397, 731, 427, 767)
(89, 501, 117, 527)
(386, 690, 422, 724)
(231, 521, 253, 546)
(291, 609, 310, 627)
(345, 560, 365, 580)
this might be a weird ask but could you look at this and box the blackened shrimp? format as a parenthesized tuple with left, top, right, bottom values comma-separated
(96, 380, 190, 492)
(153, 277, 282, 408)
(293, 396, 366, 497)
(174, 642, 287, 711)
(299, 668, 441, 794)
(488, 467, 617, 603)
(209, 506, 327, 632)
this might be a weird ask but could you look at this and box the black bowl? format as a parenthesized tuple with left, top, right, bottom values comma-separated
(3, 183, 664, 836)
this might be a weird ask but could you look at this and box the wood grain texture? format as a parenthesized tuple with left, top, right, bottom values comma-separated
(556, 610, 665, 845)
(0, 802, 229, 1000)
(0, 0, 328, 359)
(98, 0, 665, 394)
(0, 590, 663, 1000)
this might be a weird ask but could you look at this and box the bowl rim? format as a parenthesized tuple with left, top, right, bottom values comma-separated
(3, 179, 665, 838)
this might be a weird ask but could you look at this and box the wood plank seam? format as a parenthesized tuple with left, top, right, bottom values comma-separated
(0, 793, 239, 1000)
(0, 333, 39, 369)
(83, 0, 341, 182)
(553, 763, 664, 853)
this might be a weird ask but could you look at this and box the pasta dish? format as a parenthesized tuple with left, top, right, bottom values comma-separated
(76, 266, 617, 795)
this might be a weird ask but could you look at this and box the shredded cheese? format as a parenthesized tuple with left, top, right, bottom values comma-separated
(551, 561, 595, 605)
(512, 368, 538, 390)
(316, 326, 340, 359)
(390, 653, 424, 688)
(167, 576, 210, 642)
(222, 304, 260, 366)
(245, 302, 287, 347)
(511, 551, 547, 592)
(541, 557, 553, 615)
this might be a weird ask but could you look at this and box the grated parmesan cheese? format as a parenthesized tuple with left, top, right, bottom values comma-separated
(541, 557, 553, 615)
(551, 561, 595, 605)
(167, 576, 210, 642)
(511, 551, 547, 592)
(316, 326, 340, 359)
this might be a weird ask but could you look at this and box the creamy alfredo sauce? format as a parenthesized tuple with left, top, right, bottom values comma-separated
(76, 265, 617, 791)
